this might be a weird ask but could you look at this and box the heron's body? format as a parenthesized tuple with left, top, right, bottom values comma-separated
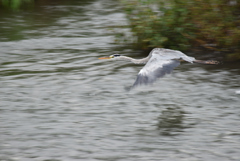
(99, 48, 218, 89)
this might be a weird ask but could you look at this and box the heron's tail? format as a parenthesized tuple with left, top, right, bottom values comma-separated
(193, 60, 219, 65)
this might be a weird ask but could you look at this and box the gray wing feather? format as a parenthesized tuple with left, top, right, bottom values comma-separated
(149, 48, 195, 63)
(132, 51, 181, 87)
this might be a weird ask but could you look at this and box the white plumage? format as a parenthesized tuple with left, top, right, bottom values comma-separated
(133, 48, 194, 87)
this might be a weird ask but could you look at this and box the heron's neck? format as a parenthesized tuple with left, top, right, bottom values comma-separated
(119, 56, 150, 64)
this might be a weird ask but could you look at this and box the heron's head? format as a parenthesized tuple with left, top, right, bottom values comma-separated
(99, 54, 121, 59)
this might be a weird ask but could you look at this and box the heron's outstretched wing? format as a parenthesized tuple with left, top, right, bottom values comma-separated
(150, 48, 195, 63)
(132, 53, 180, 88)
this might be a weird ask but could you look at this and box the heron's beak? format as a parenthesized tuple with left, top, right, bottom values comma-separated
(98, 56, 113, 59)
(98, 57, 110, 59)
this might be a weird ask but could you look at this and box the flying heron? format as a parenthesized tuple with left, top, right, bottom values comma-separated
(99, 48, 219, 89)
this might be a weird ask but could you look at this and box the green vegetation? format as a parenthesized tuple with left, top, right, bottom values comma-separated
(120, 0, 240, 60)
(0, 0, 33, 10)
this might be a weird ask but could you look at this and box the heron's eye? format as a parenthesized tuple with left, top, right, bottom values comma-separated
(113, 54, 121, 57)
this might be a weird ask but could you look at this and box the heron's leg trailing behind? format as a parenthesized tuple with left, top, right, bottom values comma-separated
(193, 60, 219, 65)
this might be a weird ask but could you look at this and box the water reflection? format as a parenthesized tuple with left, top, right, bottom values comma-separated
(157, 106, 187, 136)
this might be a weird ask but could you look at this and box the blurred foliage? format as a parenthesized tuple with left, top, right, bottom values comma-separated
(120, 0, 240, 60)
(0, 0, 34, 10)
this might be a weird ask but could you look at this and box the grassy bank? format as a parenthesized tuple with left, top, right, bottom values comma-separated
(120, 0, 240, 60)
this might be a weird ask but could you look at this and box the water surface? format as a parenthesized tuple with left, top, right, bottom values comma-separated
(0, 0, 240, 161)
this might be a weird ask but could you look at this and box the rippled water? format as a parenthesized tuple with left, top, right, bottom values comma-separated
(0, 0, 240, 161)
